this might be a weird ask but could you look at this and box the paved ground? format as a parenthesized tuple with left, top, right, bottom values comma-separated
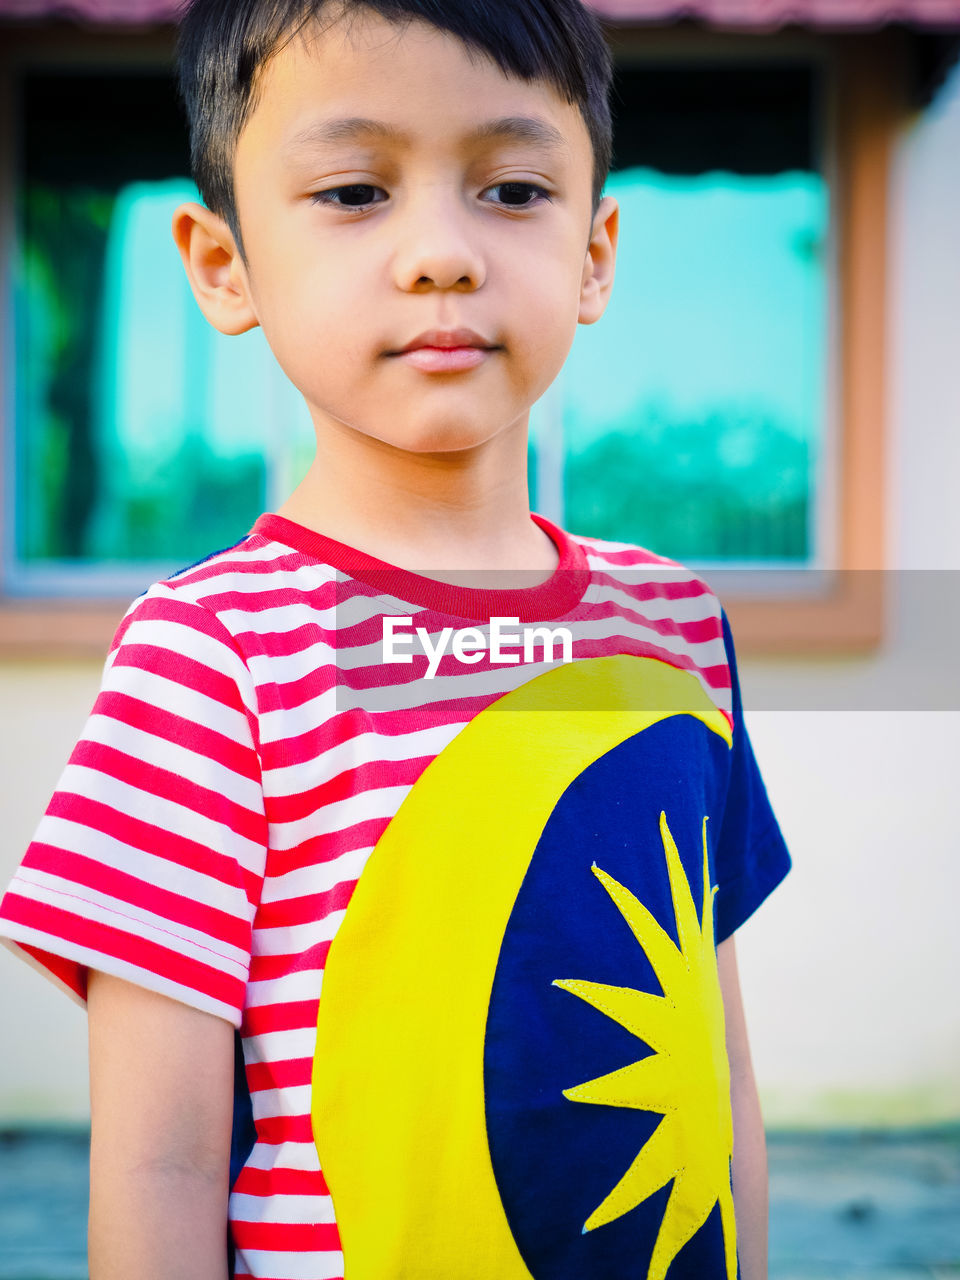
(0, 1127, 957, 1279)
(0, 1129, 88, 1280)
(767, 1130, 960, 1279)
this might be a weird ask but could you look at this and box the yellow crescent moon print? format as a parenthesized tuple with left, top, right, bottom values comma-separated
(311, 656, 733, 1278)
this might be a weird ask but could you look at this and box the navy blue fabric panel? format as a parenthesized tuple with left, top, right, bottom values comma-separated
(485, 717, 733, 1279)
(228, 1030, 257, 1277)
(230, 1029, 257, 1188)
(712, 611, 791, 943)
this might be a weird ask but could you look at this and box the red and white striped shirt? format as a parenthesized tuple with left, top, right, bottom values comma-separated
(0, 511, 788, 1280)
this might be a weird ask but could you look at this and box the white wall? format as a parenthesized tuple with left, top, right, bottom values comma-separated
(733, 56, 960, 1127)
(737, 711, 960, 1126)
(2, 59, 960, 1130)
(1, 661, 101, 1123)
(889, 59, 960, 574)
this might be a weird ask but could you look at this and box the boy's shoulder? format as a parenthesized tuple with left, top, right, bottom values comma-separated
(565, 524, 683, 568)
(110, 519, 337, 650)
(564, 523, 726, 621)
(153, 518, 334, 599)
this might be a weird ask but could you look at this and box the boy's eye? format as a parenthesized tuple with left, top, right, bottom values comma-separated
(485, 182, 550, 208)
(312, 184, 386, 209)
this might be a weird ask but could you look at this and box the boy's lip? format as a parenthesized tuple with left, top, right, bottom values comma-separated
(389, 328, 501, 374)
(391, 327, 498, 355)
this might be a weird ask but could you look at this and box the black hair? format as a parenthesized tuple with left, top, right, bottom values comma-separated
(174, 0, 613, 262)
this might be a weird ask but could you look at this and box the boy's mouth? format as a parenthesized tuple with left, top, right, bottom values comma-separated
(390, 328, 500, 373)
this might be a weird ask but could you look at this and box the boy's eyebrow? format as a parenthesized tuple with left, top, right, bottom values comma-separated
(468, 115, 568, 153)
(282, 114, 569, 158)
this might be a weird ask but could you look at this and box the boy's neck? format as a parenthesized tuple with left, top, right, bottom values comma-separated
(275, 414, 559, 584)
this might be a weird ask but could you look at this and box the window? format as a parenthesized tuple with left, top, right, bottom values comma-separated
(1, 27, 903, 651)
(531, 61, 830, 567)
(7, 64, 313, 598)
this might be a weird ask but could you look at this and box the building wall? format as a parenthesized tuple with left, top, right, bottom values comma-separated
(733, 55, 960, 1128)
(2, 660, 101, 1122)
(2, 58, 959, 1130)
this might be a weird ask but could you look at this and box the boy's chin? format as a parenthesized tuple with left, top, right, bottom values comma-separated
(367, 416, 522, 457)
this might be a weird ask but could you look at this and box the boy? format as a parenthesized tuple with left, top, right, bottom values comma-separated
(0, 1, 790, 1277)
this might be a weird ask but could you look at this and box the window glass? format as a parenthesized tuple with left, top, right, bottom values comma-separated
(532, 62, 829, 564)
(8, 61, 827, 593)
(9, 69, 312, 595)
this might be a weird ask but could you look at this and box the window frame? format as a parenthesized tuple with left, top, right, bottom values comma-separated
(0, 22, 905, 655)
(0, 24, 181, 651)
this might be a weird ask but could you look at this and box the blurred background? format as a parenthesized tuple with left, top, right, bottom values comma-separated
(0, 0, 959, 1276)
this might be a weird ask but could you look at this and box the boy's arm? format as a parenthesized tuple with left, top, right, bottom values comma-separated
(717, 935, 769, 1280)
(87, 970, 235, 1280)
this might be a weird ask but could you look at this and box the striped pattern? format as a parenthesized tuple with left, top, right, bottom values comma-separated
(0, 513, 732, 1280)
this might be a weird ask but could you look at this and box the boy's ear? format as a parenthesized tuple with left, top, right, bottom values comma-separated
(578, 194, 619, 326)
(171, 201, 260, 336)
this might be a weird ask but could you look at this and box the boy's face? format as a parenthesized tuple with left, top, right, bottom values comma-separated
(184, 7, 618, 456)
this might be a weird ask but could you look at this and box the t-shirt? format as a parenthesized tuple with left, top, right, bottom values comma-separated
(0, 511, 790, 1280)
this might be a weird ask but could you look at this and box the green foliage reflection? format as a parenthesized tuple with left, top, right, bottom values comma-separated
(564, 412, 809, 561)
(17, 180, 265, 569)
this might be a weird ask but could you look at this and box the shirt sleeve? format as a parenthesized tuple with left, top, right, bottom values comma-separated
(0, 584, 268, 1027)
(711, 609, 791, 944)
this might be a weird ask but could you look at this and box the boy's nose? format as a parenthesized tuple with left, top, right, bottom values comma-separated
(391, 199, 486, 293)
